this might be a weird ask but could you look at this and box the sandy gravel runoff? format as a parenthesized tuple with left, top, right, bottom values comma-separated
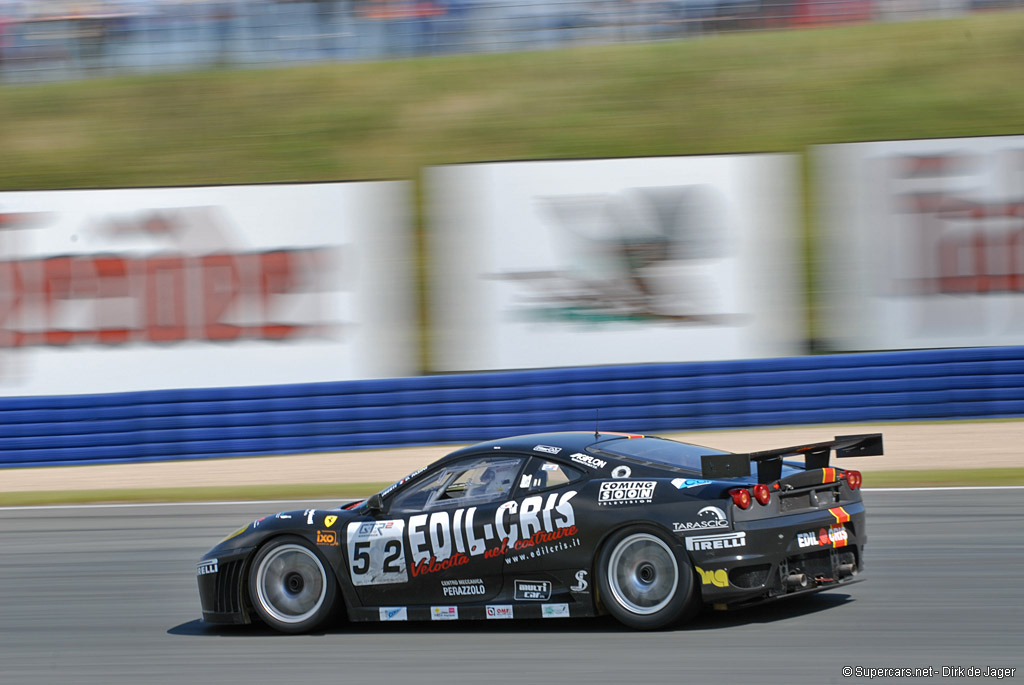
(2, 420, 1021, 494)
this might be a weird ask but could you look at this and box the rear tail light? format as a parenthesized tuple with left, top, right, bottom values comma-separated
(844, 470, 863, 490)
(752, 483, 771, 506)
(729, 488, 752, 510)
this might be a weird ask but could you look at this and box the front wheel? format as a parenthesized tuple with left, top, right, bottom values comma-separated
(596, 526, 697, 630)
(248, 535, 338, 633)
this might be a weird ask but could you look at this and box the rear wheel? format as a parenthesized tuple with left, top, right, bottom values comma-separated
(597, 526, 697, 630)
(248, 535, 338, 633)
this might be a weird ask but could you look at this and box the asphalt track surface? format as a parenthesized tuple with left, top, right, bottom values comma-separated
(1, 490, 1021, 685)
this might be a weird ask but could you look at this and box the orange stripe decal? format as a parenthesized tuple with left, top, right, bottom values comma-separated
(822, 468, 836, 484)
(829, 506, 851, 523)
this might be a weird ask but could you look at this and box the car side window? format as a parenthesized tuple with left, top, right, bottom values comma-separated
(390, 456, 525, 511)
(518, 457, 583, 493)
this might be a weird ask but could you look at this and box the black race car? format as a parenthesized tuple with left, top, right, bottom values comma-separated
(197, 430, 881, 632)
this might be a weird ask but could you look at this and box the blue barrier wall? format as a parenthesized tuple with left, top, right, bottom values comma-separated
(2, 346, 1023, 467)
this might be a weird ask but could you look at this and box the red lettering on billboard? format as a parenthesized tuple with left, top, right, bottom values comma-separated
(0, 249, 333, 349)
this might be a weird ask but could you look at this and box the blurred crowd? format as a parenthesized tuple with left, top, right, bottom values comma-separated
(0, 0, 1021, 80)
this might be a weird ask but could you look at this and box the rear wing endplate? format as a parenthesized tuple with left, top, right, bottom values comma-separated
(700, 433, 883, 484)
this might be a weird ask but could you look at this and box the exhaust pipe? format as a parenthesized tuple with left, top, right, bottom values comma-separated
(838, 563, 857, 578)
(785, 573, 808, 589)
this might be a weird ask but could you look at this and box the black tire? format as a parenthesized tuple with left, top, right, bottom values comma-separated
(248, 535, 339, 634)
(596, 525, 697, 630)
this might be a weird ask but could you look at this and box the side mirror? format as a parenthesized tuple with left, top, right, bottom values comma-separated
(366, 493, 385, 514)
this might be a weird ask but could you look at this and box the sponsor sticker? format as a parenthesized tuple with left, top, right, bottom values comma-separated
(610, 465, 632, 479)
(441, 578, 487, 597)
(316, 529, 339, 546)
(671, 478, 712, 490)
(408, 491, 579, 575)
(380, 465, 429, 498)
(486, 605, 514, 620)
(696, 566, 729, 588)
(541, 603, 570, 618)
(598, 480, 656, 506)
(514, 579, 552, 601)
(570, 453, 608, 470)
(534, 445, 562, 455)
(685, 532, 746, 551)
(672, 506, 729, 532)
(431, 606, 459, 621)
(570, 570, 589, 592)
(347, 519, 408, 586)
(379, 607, 408, 621)
(196, 559, 218, 576)
(797, 524, 848, 549)
(324, 515, 338, 528)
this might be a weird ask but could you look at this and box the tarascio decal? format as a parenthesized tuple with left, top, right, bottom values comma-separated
(346, 520, 408, 586)
(672, 506, 729, 532)
(696, 566, 729, 588)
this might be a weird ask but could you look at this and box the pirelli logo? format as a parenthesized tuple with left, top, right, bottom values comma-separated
(685, 532, 746, 551)
(196, 559, 218, 576)
(316, 530, 339, 546)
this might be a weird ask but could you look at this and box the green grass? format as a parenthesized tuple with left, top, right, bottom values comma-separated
(3, 13, 1024, 190)
(864, 468, 1024, 489)
(2, 470, 1020, 507)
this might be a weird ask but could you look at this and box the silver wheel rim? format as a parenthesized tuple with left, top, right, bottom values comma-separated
(254, 543, 327, 625)
(606, 533, 679, 615)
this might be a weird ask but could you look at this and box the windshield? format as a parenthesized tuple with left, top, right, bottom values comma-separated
(593, 437, 729, 473)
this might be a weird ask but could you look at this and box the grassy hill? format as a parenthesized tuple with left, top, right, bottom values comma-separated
(2, 12, 1023, 191)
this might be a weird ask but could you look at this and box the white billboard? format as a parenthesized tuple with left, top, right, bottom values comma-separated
(0, 181, 414, 395)
(427, 155, 803, 371)
(818, 136, 1024, 351)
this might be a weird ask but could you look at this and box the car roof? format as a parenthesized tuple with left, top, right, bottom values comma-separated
(439, 431, 648, 463)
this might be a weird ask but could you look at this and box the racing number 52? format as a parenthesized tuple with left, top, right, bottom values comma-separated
(351, 540, 403, 575)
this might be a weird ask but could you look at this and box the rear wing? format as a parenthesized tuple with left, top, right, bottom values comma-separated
(700, 433, 883, 484)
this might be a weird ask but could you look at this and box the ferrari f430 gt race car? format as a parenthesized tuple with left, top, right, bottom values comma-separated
(197, 431, 881, 632)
